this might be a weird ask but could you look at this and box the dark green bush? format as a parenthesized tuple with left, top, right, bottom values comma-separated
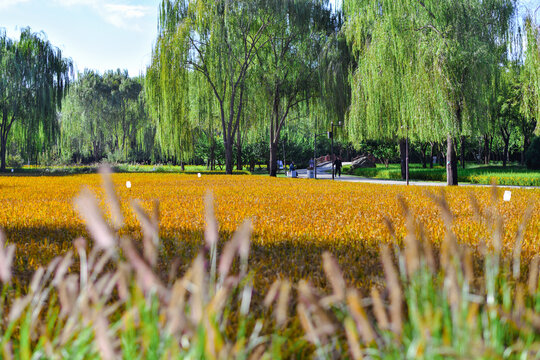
(7, 153, 24, 168)
(525, 136, 540, 170)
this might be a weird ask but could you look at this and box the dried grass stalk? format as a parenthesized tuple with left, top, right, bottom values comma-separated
(297, 281, 335, 342)
(322, 252, 346, 302)
(344, 317, 364, 360)
(398, 197, 420, 276)
(297, 303, 318, 345)
(120, 237, 165, 296)
(276, 280, 291, 326)
(528, 255, 540, 296)
(93, 310, 117, 360)
(74, 188, 116, 251)
(218, 219, 252, 278)
(371, 287, 389, 330)
(513, 206, 533, 280)
(263, 279, 281, 308)
(131, 199, 159, 267)
(2, 341, 12, 360)
(99, 165, 124, 229)
(204, 191, 219, 248)
(189, 254, 205, 324)
(380, 245, 402, 335)
(463, 248, 474, 286)
(0, 229, 15, 283)
(514, 284, 525, 319)
(52, 251, 73, 287)
(166, 277, 189, 336)
(347, 289, 376, 344)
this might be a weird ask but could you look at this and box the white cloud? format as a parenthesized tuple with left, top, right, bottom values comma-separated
(53, 0, 153, 30)
(99, 4, 152, 30)
(0, 0, 30, 9)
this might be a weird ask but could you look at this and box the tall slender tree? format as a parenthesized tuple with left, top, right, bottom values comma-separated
(521, 14, 540, 135)
(147, 0, 272, 174)
(255, 0, 340, 177)
(0, 28, 72, 170)
(344, 0, 515, 185)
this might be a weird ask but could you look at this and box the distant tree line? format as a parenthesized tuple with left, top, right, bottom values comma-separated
(1, 0, 539, 182)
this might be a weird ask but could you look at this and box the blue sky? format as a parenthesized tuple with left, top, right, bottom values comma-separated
(0, 0, 537, 78)
(0, 0, 158, 77)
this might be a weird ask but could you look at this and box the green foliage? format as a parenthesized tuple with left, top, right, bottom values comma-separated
(355, 140, 399, 167)
(521, 15, 540, 134)
(145, 0, 192, 163)
(343, 0, 516, 178)
(525, 136, 540, 170)
(469, 174, 540, 187)
(147, 0, 273, 174)
(252, 0, 341, 176)
(0, 28, 72, 170)
(61, 70, 154, 164)
(7, 153, 23, 168)
(348, 163, 540, 186)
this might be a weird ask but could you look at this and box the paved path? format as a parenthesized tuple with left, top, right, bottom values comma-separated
(293, 162, 539, 189)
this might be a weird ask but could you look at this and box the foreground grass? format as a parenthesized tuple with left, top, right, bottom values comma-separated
(346, 163, 540, 186)
(0, 170, 539, 358)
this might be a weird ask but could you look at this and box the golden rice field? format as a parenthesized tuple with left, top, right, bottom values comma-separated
(1, 173, 539, 292)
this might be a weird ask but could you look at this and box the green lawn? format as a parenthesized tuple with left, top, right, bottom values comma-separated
(3, 164, 251, 175)
(345, 162, 540, 186)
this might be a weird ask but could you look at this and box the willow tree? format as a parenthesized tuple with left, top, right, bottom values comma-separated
(146, 0, 272, 173)
(61, 70, 150, 163)
(521, 14, 540, 135)
(344, 0, 515, 185)
(252, 0, 340, 177)
(0, 28, 71, 170)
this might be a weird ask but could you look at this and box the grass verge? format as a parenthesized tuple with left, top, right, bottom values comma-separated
(346, 163, 540, 186)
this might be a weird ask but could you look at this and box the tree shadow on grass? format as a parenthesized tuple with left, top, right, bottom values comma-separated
(4, 224, 383, 297)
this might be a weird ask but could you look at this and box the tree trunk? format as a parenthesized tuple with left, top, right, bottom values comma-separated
(500, 127, 510, 168)
(483, 135, 492, 165)
(522, 135, 530, 165)
(399, 138, 407, 180)
(0, 136, 6, 171)
(236, 128, 242, 170)
(460, 135, 466, 169)
(446, 134, 458, 186)
(429, 142, 435, 168)
(210, 137, 215, 170)
(225, 139, 233, 174)
(503, 140, 509, 168)
(420, 143, 428, 168)
(269, 141, 278, 177)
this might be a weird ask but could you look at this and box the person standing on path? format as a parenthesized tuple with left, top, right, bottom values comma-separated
(334, 157, 342, 177)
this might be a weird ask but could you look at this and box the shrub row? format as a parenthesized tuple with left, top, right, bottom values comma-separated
(348, 165, 540, 186)
(469, 174, 540, 186)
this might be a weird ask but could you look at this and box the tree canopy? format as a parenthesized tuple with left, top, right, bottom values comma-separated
(0, 28, 72, 170)
(60, 70, 153, 163)
(344, 0, 516, 184)
(521, 14, 540, 134)
(147, 0, 273, 173)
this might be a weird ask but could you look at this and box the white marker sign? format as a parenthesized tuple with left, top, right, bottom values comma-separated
(126, 181, 132, 189)
(503, 190, 511, 202)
